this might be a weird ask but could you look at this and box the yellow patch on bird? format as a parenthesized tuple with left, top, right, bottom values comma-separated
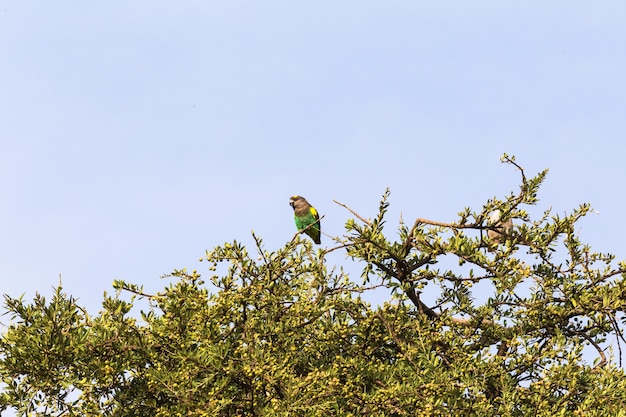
(310, 207, 318, 217)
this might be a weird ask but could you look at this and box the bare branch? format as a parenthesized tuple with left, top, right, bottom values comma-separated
(412, 218, 478, 229)
(333, 200, 372, 226)
(322, 243, 354, 254)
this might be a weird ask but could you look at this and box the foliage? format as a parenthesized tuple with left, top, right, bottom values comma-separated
(2, 155, 626, 416)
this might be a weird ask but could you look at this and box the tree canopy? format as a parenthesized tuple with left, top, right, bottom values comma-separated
(2, 155, 626, 416)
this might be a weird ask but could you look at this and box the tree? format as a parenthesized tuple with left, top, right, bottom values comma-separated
(2, 154, 626, 416)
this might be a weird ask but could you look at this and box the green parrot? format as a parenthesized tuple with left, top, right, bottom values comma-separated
(289, 195, 321, 244)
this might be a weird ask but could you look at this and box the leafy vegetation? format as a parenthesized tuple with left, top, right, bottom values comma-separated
(2, 155, 626, 416)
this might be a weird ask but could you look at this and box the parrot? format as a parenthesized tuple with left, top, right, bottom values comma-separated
(289, 195, 321, 244)
(487, 209, 513, 243)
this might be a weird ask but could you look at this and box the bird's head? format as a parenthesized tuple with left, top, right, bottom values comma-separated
(289, 195, 306, 210)
(488, 209, 502, 224)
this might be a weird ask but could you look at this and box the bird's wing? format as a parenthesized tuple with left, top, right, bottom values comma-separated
(310, 206, 320, 222)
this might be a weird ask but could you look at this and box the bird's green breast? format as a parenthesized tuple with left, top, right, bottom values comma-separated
(294, 212, 317, 229)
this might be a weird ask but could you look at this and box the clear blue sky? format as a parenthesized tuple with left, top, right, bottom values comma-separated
(1, 2, 625, 315)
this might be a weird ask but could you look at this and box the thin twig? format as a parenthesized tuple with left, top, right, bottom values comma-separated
(120, 285, 156, 299)
(321, 230, 338, 241)
(333, 200, 372, 226)
(322, 243, 354, 254)
(501, 154, 527, 183)
(609, 314, 625, 367)
(581, 332, 607, 370)
(252, 231, 269, 264)
(412, 218, 480, 229)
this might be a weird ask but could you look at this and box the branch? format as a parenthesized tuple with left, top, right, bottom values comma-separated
(402, 284, 493, 326)
(582, 332, 608, 370)
(119, 285, 155, 299)
(405, 288, 439, 320)
(333, 200, 372, 226)
(500, 153, 527, 184)
(609, 314, 626, 367)
(322, 243, 354, 254)
(252, 231, 269, 264)
(411, 218, 481, 229)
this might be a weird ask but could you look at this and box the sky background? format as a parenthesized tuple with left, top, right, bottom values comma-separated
(1, 2, 625, 328)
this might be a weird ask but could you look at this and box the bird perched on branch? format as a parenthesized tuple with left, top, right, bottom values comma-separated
(487, 209, 513, 243)
(289, 195, 321, 244)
